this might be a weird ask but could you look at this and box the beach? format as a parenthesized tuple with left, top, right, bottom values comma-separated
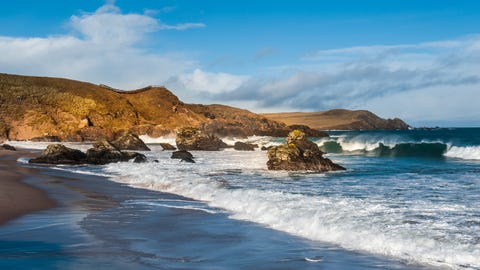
(1, 1, 479, 269)
(0, 143, 439, 269)
(0, 149, 55, 225)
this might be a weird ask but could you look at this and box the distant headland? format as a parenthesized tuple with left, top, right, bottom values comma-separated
(0, 73, 409, 142)
(262, 110, 409, 131)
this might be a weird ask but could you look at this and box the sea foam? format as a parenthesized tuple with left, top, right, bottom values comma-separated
(100, 150, 480, 269)
(444, 146, 480, 160)
(314, 136, 480, 160)
(138, 134, 177, 145)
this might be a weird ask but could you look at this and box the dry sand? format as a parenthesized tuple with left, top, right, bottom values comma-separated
(0, 149, 56, 225)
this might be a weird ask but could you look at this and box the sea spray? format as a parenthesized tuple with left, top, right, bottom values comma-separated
(100, 147, 480, 269)
(444, 145, 480, 160)
(15, 128, 480, 269)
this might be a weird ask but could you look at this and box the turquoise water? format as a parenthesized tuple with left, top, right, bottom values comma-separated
(3, 128, 480, 269)
(0, 167, 428, 270)
(96, 128, 480, 269)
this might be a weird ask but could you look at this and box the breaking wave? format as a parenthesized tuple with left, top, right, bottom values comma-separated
(316, 139, 480, 160)
(99, 150, 480, 269)
(444, 146, 480, 160)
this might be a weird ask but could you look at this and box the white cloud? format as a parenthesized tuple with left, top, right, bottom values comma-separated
(207, 35, 480, 125)
(301, 38, 467, 63)
(0, 1, 478, 126)
(363, 84, 480, 126)
(70, 4, 159, 45)
(165, 68, 249, 100)
(0, 3, 204, 89)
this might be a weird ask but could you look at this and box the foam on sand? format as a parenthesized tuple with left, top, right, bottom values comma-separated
(100, 150, 480, 269)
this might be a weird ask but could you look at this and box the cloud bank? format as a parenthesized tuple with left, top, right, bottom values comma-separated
(0, 2, 478, 125)
(0, 3, 204, 89)
(168, 36, 480, 125)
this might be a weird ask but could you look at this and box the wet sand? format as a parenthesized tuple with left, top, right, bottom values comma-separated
(0, 147, 431, 269)
(0, 149, 56, 225)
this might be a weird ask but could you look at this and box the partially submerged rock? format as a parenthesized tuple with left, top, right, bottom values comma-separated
(1, 144, 17, 151)
(233, 141, 257, 151)
(111, 133, 150, 151)
(85, 141, 146, 165)
(266, 130, 345, 172)
(29, 142, 147, 165)
(29, 144, 87, 164)
(171, 150, 195, 163)
(175, 127, 227, 151)
(287, 125, 328, 137)
(159, 143, 176, 151)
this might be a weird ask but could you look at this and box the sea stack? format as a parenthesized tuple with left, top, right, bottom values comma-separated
(266, 130, 345, 172)
(175, 127, 227, 151)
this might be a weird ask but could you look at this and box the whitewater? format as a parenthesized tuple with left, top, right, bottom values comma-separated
(11, 128, 480, 269)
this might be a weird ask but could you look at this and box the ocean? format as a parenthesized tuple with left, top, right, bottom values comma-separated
(4, 128, 480, 269)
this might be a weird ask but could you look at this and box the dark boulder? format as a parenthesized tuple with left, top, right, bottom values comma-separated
(266, 130, 345, 172)
(29, 144, 86, 164)
(285, 129, 323, 156)
(159, 143, 176, 151)
(29, 142, 147, 165)
(176, 127, 227, 151)
(92, 140, 119, 152)
(233, 142, 256, 151)
(1, 144, 17, 151)
(171, 150, 195, 163)
(85, 141, 147, 165)
(111, 133, 150, 151)
(132, 154, 148, 163)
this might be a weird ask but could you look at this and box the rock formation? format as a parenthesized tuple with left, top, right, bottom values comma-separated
(175, 127, 227, 151)
(29, 144, 87, 165)
(0, 73, 317, 141)
(287, 125, 328, 137)
(188, 104, 324, 138)
(1, 144, 16, 151)
(29, 142, 147, 165)
(159, 143, 176, 151)
(267, 130, 345, 172)
(233, 142, 257, 151)
(85, 141, 146, 165)
(171, 150, 195, 163)
(111, 133, 150, 151)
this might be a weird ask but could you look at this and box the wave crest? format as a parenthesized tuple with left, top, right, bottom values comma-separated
(319, 140, 480, 160)
(444, 146, 480, 160)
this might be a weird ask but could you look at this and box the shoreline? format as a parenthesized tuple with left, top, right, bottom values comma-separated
(0, 145, 433, 269)
(0, 149, 56, 225)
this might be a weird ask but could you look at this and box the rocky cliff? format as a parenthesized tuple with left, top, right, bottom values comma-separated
(262, 109, 409, 130)
(0, 73, 321, 141)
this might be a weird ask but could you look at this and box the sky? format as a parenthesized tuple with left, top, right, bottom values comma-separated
(1, 0, 480, 126)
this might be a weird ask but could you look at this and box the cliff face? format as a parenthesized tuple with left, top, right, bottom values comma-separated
(0, 73, 312, 141)
(188, 104, 291, 137)
(262, 109, 410, 130)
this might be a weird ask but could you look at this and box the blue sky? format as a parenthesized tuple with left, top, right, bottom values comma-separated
(1, 0, 480, 126)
